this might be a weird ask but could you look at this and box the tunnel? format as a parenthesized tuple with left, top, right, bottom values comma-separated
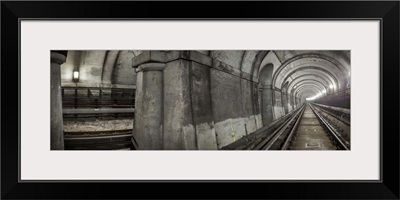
(50, 50, 351, 150)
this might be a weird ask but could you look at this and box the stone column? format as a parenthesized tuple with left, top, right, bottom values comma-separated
(282, 92, 289, 114)
(131, 51, 216, 150)
(261, 85, 274, 126)
(289, 94, 294, 109)
(162, 60, 193, 150)
(134, 63, 164, 150)
(51, 52, 66, 150)
(163, 59, 217, 150)
(286, 93, 291, 112)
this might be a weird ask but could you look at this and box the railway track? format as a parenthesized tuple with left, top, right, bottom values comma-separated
(61, 86, 135, 150)
(286, 103, 349, 150)
(229, 102, 350, 150)
(64, 129, 133, 150)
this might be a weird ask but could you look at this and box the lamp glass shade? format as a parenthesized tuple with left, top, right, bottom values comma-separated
(73, 71, 79, 80)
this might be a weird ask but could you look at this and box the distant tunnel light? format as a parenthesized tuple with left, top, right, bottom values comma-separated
(306, 96, 316, 101)
(73, 71, 79, 82)
(329, 84, 334, 89)
(306, 91, 325, 101)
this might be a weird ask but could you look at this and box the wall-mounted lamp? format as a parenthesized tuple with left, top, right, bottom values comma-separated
(73, 71, 79, 82)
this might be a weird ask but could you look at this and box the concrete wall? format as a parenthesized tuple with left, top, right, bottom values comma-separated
(210, 68, 258, 148)
(133, 51, 263, 150)
(210, 51, 244, 69)
(158, 59, 259, 149)
(61, 50, 139, 88)
(61, 51, 107, 87)
(190, 62, 218, 149)
(273, 90, 285, 119)
(113, 50, 141, 85)
(162, 60, 195, 150)
(134, 65, 164, 150)
(77, 51, 107, 86)
(288, 95, 294, 112)
(282, 92, 289, 114)
(260, 87, 274, 126)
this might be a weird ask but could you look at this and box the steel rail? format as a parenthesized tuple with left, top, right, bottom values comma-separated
(251, 104, 305, 150)
(224, 108, 301, 150)
(311, 103, 350, 126)
(251, 115, 295, 150)
(261, 105, 305, 150)
(65, 129, 132, 135)
(63, 108, 134, 114)
(309, 103, 350, 150)
(281, 105, 306, 150)
(312, 102, 350, 114)
(64, 134, 132, 140)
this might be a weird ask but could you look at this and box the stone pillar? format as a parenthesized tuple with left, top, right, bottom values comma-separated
(273, 90, 283, 119)
(261, 85, 274, 126)
(163, 59, 217, 150)
(282, 92, 288, 114)
(51, 52, 66, 150)
(134, 63, 164, 150)
(289, 95, 294, 109)
(163, 60, 193, 150)
(286, 93, 292, 112)
(131, 51, 216, 150)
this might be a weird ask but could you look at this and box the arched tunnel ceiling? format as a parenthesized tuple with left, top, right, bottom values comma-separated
(62, 50, 349, 102)
(299, 90, 319, 99)
(291, 81, 327, 96)
(295, 85, 322, 98)
(282, 67, 338, 93)
(287, 74, 331, 94)
(265, 53, 347, 91)
(287, 67, 338, 95)
(61, 50, 144, 86)
(274, 57, 347, 90)
(273, 50, 350, 71)
(205, 50, 350, 99)
(294, 84, 325, 97)
(210, 51, 245, 69)
(209, 50, 270, 78)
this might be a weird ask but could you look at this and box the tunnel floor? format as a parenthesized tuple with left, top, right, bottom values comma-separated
(289, 105, 337, 150)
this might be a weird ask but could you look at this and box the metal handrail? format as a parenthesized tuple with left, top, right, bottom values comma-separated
(61, 86, 136, 109)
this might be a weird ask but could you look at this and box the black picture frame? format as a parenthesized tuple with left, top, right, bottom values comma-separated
(1, 1, 399, 199)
